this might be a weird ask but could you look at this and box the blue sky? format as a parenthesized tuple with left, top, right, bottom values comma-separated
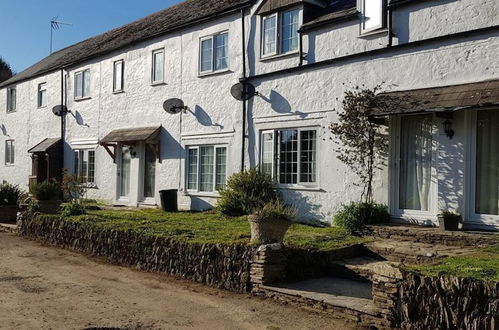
(0, 0, 182, 73)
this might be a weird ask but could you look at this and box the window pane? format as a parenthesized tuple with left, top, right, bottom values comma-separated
(79, 150, 87, 182)
(399, 115, 432, 211)
(144, 145, 156, 198)
(114, 61, 123, 91)
(120, 147, 131, 197)
(7, 88, 16, 112)
(153, 50, 164, 82)
(75, 73, 82, 98)
(362, 0, 383, 31)
(475, 110, 499, 215)
(214, 33, 228, 71)
(5, 141, 10, 164)
(261, 132, 274, 178)
(300, 130, 316, 183)
(83, 70, 90, 97)
(187, 148, 198, 190)
(263, 16, 277, 55)
(11, 141, 14, 164)
(200, 39, 213, 72)
(279, 130, 298, 184)
(88, 150, 95, 184)
(38, 83, 47, 107)
(199, 146, 214, 192)
(74, 151, 79, 174)
(281, 10, 299, 53)
(215, 147, 227, 190)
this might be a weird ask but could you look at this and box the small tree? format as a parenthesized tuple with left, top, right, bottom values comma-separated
(330, 85, 388, 203)
(0, 57, 13, 83)
(61, 169, 88, 201)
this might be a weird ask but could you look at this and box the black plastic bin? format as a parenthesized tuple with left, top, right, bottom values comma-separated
(159, 189, 178, 212)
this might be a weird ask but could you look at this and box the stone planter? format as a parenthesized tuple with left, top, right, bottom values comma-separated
(248, 214, 292, 244)
(0, 205, 20, 223)
(438, 214, 460, 231)
(38, 200, 62, 214)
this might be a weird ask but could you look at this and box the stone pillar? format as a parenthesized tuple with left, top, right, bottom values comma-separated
(371, 263, 404, 325)
(250, 243, 286, 288)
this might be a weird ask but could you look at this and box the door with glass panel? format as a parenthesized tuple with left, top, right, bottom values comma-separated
(142, 144, 156, 201)
(397, 115, 433, 212)
(471, 109, 499, 223)
(118, 146, 131, 199)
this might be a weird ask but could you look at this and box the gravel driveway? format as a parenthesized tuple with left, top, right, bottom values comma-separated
(0, 232, 355, 330)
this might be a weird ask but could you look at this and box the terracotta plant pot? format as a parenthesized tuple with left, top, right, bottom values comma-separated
(0, 205, 20, 223)
(438, 214, 461, 231)
(38, 200, 62, 214)
(248, 214, 292, 244)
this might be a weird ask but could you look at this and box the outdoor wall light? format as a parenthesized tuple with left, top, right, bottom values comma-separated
(443, 119, 454, 139)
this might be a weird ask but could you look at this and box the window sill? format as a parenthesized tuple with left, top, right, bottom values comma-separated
(74, 96, 91, 102)
(276, 185, 323, 192)
(359, 28, 388, 38)
(197, 69, 231, 78)
(6, 110, 16, 114)
(38, 105, 47, 109)
(4, 164, 15, 167)
(112, 90, 125, 94)
(260, 51, 299, 62)
(151, 81, 167, 87)
(184, 191, 221, 198)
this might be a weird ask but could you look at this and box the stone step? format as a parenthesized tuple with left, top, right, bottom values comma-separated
(253, 277, 389, 329)
(0, 222, 17, 234)
(329, 257, 399, 282)
(364, 239, 475, 264)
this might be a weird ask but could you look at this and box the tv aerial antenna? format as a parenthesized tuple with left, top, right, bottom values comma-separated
(50, 16, 72, 54)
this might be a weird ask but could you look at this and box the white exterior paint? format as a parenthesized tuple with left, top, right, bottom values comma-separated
(1, 0, 498, 229)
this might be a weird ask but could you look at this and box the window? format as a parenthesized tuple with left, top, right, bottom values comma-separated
(199, 32, 229, 74)
(186, 145, 227, 192)
(152, 49, 164, 83)
(37, 83, 47, 108)
(113, 60, 124, 92)
(261, 9, 299, 57)
(5, 140, 14, 165)
(260, 128, 317, 185)
(360, 0, 386, 33)
(6, 87, 16, 113)
(74, 149, 96, 184)
(74, 69, 90, 99)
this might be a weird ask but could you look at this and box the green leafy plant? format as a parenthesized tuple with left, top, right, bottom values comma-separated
(60, 200, 87, 217)
(26, 199, 40, 214)
(217, 167, 278, 216)
(333, 201, 390, 234)
(439, 210, 461, 220)
(62, 168, 88, 201)
(29, 181, 60, 201)
(254, 200, 297, 222)
(0, 183, 24, 206)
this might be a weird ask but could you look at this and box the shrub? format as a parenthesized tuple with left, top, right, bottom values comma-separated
(60, 200, 87, 217)
(26, 199, 40, 214)
(62, 169, 88, 201)
(217, 167, 278, 216)
(29, 181, 60, 201)
(254, 200, 297, 222)
(0, 183, 23, 206)
(333, 201, 390, 234)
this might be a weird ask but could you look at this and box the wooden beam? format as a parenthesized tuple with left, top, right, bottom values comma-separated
(102, 144, 116, 163)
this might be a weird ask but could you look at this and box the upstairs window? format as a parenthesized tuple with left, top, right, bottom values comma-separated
(6, 87, 16, 113)
(113, 60, 124, 92)
(360, 0, 386, 34)
(74, 149, 96, 184)
(5, 140, 14, 166)
(37, 83, 47, 108)
(151, 49, 164, 84)
(262, 9, 299, 57)
(186, 145, 227, 192)
(199, 32, 229, 74)
(75, 69, 90, 99)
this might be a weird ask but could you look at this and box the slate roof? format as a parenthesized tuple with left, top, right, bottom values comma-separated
(28, 138, 61, 153)
(370, 79, 499, 116)
(100, 126, 162, 144)
(0, 0, 254, 88)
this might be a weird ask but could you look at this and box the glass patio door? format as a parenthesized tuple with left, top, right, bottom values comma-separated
(143, 144, 156, 199)
(119, 146, 131, 199)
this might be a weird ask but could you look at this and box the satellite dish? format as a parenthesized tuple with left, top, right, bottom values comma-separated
(163, 98, 186, 114)
(52, 105, 68, 117)
(231, 83, 257, 101)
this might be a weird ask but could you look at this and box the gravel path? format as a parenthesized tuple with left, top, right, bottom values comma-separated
(0, 232, 356, 330)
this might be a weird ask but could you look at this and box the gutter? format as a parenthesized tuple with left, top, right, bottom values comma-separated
(242, 24, 499, 82)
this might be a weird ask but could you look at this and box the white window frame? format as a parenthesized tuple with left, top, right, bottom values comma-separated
(74, 69, 90, 100)
(5, 140, 14, 166)
(151, 48, 165, 84)
(261, 8, 300, 58)
(259, 127, 318, 188)
(113, 59, 124, 92)
(198, 31, 229, 75)
(74, 148, 96, 186)
(359, 0, 386, 34)
(186, 144, 228, 193)
(37, 82, 47, 108)
(6, 87, 16, 113)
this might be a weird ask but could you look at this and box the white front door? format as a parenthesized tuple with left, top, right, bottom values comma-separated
(118, 145, 131, 200)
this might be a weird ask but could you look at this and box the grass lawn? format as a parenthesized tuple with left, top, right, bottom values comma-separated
(411, 245, 499, 282)
(65, 207, 366, 251)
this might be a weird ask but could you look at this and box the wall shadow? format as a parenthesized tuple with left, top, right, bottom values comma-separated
(160, 126, 183, 161)
(190, 105, 223, 129)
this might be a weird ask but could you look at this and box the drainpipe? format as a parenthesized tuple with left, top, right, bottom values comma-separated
(387, 6, 393, 47)
(240, 8, 247, 172)
(60, 68, 65, 186)
(299, 30, 304, 66)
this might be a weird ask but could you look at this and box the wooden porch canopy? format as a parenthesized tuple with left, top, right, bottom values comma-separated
(27, 138, 62, 186)
(99, 126, 161, 162)
(369, 79, 499, 118)
(28, 138, 61, 154)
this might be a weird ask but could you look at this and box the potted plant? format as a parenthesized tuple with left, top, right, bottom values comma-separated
(248, 200, 297, 244)
(0, 183, 24, 223)
(438, 210, 461, 231)
(29, 181, 61, 214)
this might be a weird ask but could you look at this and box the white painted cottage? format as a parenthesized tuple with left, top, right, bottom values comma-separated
(0, 0, 498, 230)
